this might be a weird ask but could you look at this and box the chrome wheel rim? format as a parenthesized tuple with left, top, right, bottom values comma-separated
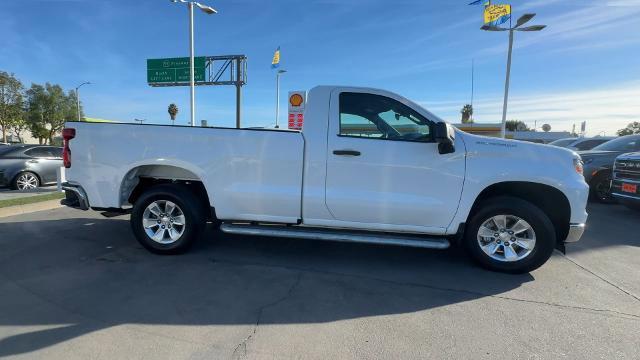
(142, 200, 186, 244)
(477, 214, 536, 262)
(16, 173, 38, 190)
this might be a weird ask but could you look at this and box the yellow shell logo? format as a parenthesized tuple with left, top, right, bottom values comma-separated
(290, 94, 304, 107)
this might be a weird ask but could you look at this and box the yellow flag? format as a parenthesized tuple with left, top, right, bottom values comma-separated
(484, 4, 511, 25)
(271, 46, 280, 69)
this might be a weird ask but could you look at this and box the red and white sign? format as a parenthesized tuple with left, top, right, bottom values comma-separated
(288, 91, 306, 130)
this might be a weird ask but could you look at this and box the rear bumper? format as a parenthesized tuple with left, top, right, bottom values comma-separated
(564, 223, 585, 243)
(61, 182, 89, 210)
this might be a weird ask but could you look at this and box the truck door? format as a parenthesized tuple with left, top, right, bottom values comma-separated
(324, 89, 465, 231)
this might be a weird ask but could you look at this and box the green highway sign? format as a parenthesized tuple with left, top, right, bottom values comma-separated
(147, 57, 206, 84)
(147, 68, 205, 83)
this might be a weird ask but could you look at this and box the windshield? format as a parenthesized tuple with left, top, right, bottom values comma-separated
(591, 135, 640, 152)
(549, 138, 577, 147)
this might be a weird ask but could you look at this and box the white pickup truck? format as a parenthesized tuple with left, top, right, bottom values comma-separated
(62, 86, 588, 273)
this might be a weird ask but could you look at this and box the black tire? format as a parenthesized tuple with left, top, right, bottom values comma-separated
(130, 184, 206, 254)
(11, 171, 40, 190)
(464, 196, 556, 274)
(590, 173, 615, 204)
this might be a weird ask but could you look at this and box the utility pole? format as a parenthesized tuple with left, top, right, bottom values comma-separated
(75, 82, 91, 122)
(275, 70, 287, 128)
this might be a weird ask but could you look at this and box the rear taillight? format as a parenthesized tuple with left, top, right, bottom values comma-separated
(63, 128, 75, 168)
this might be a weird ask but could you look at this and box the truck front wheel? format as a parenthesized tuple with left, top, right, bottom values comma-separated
(464, 196, 556, 274)
(130, 184, 205, 254)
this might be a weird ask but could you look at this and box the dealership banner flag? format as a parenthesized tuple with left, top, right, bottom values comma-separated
(484, 3, 511, 26)
(271, 46, 281, 69)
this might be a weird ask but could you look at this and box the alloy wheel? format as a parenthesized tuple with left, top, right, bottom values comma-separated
(142, 200, 186, 244)
(16, 173, 38, 190)
(476, 214, 537, 262)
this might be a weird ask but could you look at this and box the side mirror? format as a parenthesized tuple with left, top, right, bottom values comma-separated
(434, 122, 455, 154)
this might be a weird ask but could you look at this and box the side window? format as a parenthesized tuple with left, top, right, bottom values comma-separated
(339, 114, 384, 138)
(24, 147, 52, 158)
(575, 140, 600, 151)
(339, 92, 433, 142)
(48, 147, 63, 158)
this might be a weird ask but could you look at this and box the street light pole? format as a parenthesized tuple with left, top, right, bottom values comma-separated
(170, 0, 217, 127)
(481, 13, 546, 138)
(275, 70, 287, 128)
(500, 29, 514, 138)
(74, 82, 91, 122)
(189, 1, 195, 127)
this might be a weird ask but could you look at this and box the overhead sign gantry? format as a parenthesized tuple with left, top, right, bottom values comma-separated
(147, 55, 247, 128)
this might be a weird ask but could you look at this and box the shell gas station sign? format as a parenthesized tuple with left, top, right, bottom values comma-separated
(288, 91, 306, 130)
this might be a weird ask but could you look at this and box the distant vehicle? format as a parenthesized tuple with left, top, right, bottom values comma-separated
(578, 134, 640, 202)
(549, 138, 578, 148)
(0, 145, 63, 190)
(61, 86, 589, 273)
(611, 152, 640, 211)
(549, 137, 614, 151)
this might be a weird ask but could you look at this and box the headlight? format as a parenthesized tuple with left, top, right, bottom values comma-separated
(573, 158, 584, 175)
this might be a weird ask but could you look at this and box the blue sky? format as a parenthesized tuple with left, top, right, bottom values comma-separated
(1, 0, 639, 135)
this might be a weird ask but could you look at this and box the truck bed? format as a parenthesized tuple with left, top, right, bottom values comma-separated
(65, 122, 305, 223)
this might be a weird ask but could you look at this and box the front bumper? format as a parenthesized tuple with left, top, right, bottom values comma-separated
(611, 179, 640, 202)
(61, 182, 89, 210)
(564, 223, 585, 243)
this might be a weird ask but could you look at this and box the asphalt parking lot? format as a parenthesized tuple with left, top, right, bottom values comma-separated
(0, 203, 638, 359)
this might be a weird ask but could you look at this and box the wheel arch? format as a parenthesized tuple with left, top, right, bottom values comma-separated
(467, 181, 571, 244)
(119, 164, 215, 219)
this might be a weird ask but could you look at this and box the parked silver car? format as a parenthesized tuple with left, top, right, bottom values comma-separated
(0, 145, 63, 190)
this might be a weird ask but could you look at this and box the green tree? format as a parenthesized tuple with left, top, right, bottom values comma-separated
(0, 71, 25, 143)
(505, 120, 530, 132)
(617, 122, 640, 136)
(168, 103, 178, 125)
(26, 83, 80, 144)
(460, 104, 473, 124)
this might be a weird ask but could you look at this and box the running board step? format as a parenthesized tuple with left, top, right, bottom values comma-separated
(219, 223, 450, 250)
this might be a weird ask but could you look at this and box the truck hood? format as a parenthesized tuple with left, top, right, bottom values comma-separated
(458, 131, 578, 163)
(577, 150, 617, 157)
(616, 152, 640, 161)
(456, 130, 584, 191)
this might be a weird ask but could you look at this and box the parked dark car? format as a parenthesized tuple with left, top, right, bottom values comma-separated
(549, 137, 614, 151)
(611, 152, 640, 211)
(578, 134, 640, 202)
(0, 145, 63, 190)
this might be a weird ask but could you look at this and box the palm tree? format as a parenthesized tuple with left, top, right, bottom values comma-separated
(168, 103, 178, 125)
(460, 104, 473, 124)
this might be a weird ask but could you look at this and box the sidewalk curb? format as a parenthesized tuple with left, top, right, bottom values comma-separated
(0, 199, 63, 219)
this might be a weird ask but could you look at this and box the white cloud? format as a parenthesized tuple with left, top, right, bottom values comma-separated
(418, 81, 640, 136)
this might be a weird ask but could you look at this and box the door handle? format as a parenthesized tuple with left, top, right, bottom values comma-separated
(27, 159, 39, 163)
(333, 150, 361, 156)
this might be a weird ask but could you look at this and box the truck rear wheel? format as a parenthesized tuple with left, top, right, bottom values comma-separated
(130, 184, 205, 254)
(464, 196, 556, 274)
